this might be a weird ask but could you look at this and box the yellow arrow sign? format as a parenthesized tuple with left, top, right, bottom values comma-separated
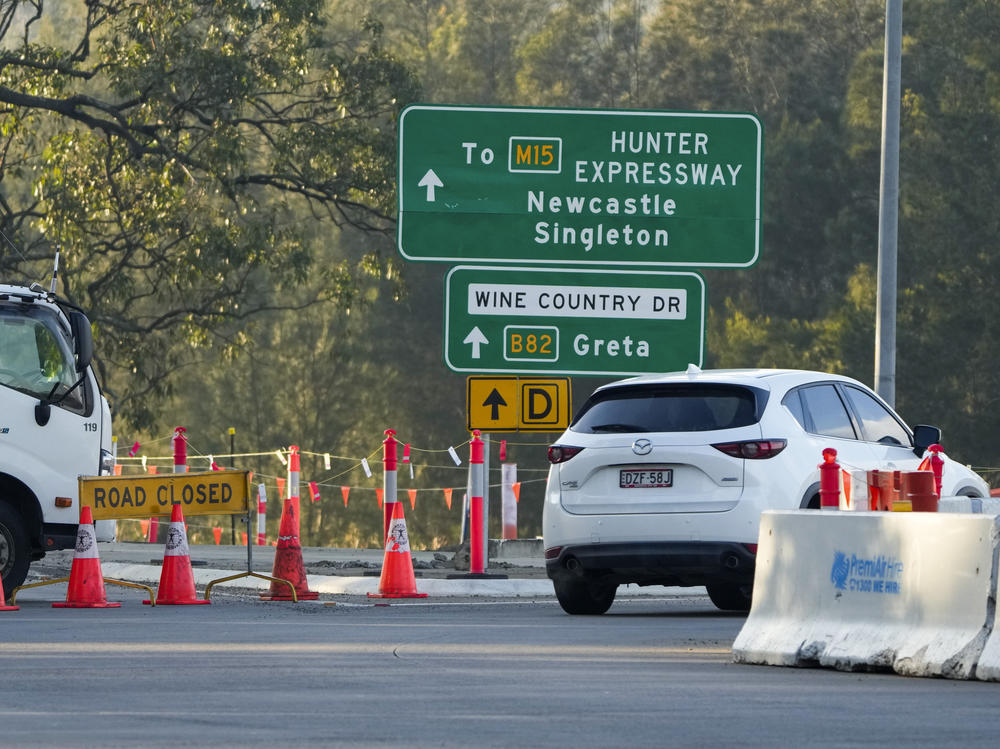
(79, 470, 251, 520)
(467, 376, 571, 433)
(467, 376, 519, 432)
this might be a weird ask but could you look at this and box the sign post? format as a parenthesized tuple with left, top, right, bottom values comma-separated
(398, 105, 762, 268)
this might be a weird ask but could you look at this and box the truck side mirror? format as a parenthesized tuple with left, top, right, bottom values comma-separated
(911, 424, 941, 457)
(68, 310, 94, 372)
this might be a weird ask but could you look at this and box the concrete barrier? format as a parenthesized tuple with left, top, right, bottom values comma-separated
(939, 496, 1000, 514)
(978, 602, 1000, 681)
(732, 510, 1000, 679)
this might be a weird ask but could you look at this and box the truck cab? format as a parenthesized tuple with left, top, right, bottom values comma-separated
(0, 283, 114, 594)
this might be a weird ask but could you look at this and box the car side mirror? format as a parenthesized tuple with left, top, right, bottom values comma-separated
(68, 310, 94, 372)
(911, 424, 941, 457)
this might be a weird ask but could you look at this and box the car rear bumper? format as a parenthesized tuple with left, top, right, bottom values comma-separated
(544, 541, 756, 588)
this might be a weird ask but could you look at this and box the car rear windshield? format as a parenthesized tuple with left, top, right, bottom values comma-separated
(570, 384, 762, 434)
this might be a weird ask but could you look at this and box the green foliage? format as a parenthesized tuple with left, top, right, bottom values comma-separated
(516, 0, 649, 108)
(0, 0, 419, 428)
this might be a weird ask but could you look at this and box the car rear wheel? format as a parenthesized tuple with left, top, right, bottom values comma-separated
(0, 502, 30, 598)
(706, 582, 752, 612)
(553, 575, 617, 615)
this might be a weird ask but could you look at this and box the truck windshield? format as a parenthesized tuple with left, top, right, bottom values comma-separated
(0, 305, 83, 409)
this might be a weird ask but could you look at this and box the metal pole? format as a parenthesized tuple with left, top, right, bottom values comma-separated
(875, 0, 902, 407)
(246, 502, 253, 571)
(229, 427, 237, 545)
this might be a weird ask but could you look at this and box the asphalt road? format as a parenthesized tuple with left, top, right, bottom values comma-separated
(2, 586, 998, 748)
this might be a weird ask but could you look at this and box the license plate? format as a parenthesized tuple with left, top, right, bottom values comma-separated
(619, 468, 673, 488)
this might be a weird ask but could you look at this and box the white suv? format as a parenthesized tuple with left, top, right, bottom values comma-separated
(543, 367, 989, 614)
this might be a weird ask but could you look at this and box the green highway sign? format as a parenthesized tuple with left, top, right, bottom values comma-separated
(398, 105, 762, 268)
(444, 266, 705, 375)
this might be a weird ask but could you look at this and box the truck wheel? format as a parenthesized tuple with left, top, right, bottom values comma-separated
(0, 502, 30, 597)
(553, 575, 617, 615)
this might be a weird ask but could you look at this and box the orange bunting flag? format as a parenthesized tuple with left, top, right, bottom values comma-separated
(443, 487, 453, 510)
(341, 486, 350, 507)
(212, 527, 222, 545)
(512, 482, 521, 503)
(408, 488, 417, 510)
(276, 477, 286, 499)
(242, 532, 248, 546)
(309, 481, 320, 502)
(147, 465, 158, 475)
(113, 464, 123, 476)
(140, 519, 150, 537)
(376, 488, 384, 508)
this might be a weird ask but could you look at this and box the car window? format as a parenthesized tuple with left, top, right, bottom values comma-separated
(798, 384, 857, 440)
(570, 384, 760, 433)
(781, 390, 806, 429)
(842, 385, 911, 447)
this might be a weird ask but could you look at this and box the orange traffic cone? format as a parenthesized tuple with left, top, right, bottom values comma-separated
(260, 498, 318, 601)
(368, 501, 427, 599)
(144, 504, 210, 605)
(0, 575, 18, 611)
(53, 506, 120, 608)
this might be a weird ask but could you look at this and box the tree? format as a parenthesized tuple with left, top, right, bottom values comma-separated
(845, 0, 1000, 468)
(516, 0, 651, 108)
(0, 0, 418, 428)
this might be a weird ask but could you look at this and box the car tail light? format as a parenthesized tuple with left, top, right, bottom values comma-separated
(547, 445, 583, 464)
(743, 543, 758, 555)
(711, 439, 787, 459)
(544, 546, 563, 560)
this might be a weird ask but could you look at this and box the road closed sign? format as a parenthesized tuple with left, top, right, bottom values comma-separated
(79, 470, 251, 520)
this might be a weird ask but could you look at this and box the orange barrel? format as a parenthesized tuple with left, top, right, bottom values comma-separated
(903, 470, 938, 512)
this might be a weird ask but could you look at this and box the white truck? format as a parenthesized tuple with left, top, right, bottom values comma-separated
(0, 276, 114, 595)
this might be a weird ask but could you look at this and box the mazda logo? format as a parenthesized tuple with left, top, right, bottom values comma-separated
(632, 439, 652, 455)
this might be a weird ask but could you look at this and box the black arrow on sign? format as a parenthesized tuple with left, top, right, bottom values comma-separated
(482, 388, 507, 420)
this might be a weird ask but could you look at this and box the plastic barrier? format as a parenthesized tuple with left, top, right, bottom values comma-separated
(819, 448, 840, 508)
(732, 510, 999, 679)
(382, 429, 399, 544)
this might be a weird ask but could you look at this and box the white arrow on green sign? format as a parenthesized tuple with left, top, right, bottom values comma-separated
(399, 104, 762, 268)
(444, 266, 705, 376)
